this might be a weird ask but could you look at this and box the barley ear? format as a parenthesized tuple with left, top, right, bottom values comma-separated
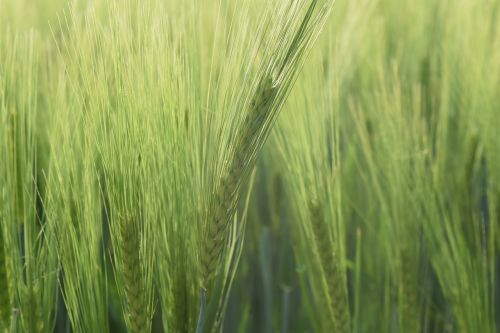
(400, 247, 419, 332)
(200, 78, 276, 292)
(0, 227, 11, 327)
(20, 282, 44, 333)
(309, 199, 351, 333)
(118, 217, 149, 333)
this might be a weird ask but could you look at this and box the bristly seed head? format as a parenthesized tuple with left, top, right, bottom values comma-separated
(309, 199, 351, 333)
(201, 76, 277, 292)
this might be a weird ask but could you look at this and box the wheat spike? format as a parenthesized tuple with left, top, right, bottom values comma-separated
(118, 217, 149, 333)
(20, 282, 44, 333)
(309, 199, 351, 333)
(400, 247, 419, 332)
(201, 78, 276, 291)
(0, 227, 11, 327)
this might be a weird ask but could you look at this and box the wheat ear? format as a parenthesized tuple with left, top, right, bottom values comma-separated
(118, 217, 149, 333)
(20, 282, 44, 333)
(309, 199, 351, 333)
(400, 248, 419, 332)
(0, 227, 11, 327)
(201, 78, 276, 291)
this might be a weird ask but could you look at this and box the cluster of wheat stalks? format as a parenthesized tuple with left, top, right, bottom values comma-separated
(1, 0, 500, 332)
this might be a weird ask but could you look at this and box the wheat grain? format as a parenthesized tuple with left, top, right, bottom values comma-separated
(309, 199, 351, 333)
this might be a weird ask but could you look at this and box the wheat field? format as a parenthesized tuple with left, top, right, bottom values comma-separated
(1, 0, 499, 332)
